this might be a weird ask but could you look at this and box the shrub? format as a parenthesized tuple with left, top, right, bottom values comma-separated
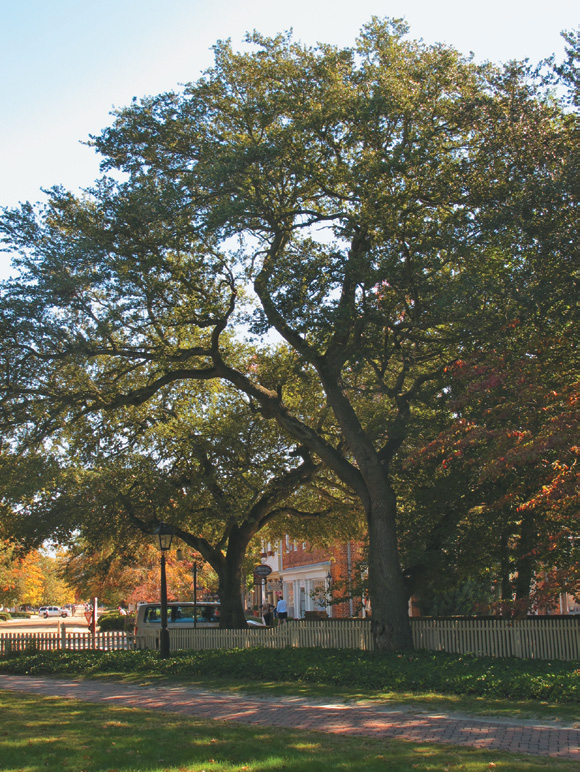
(2, 639, 17, 656)
(0, 612, 12, 621)
(98, 613, 134, 632)
(24, 639, 39, 654)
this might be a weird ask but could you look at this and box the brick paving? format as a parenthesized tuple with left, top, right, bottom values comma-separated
(1, 675, 578, 760)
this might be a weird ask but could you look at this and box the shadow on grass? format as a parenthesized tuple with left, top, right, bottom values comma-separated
(84, 671, 580, 727)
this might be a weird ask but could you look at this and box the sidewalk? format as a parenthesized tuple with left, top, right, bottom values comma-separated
(1, 674, 578, 760)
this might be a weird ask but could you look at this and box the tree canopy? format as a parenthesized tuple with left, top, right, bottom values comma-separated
(1, 379, 349, 627)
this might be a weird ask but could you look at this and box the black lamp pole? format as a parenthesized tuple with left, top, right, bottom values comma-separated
(159, 549, 169, 657)
(193, 560, 198, 629)
(153, 522, 174, 659)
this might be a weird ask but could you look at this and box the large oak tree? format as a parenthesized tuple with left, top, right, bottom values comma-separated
(0, 20, 574, 648)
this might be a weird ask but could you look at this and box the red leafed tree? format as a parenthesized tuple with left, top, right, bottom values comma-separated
(402, 333, 578, 614)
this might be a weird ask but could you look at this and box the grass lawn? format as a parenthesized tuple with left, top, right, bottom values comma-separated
(1, 689, 577, 772)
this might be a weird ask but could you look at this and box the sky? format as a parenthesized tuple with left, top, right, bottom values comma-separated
(0, 0, 577, 277)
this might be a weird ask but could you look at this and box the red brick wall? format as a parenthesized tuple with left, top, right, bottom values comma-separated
(281, 540, 364, 618)
(329, 542, 356, 618)
(282, 540, 330, 569)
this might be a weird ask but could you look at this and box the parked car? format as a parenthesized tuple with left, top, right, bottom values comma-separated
(38, 606, 70, 618)
(134, 601, 220, 636)
(134, 602, 265, 637)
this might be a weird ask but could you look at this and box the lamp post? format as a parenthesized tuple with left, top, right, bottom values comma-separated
(152, 522, 174, 658)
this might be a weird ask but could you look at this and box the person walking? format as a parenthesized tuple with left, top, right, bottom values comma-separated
(276, 595, 288, 624)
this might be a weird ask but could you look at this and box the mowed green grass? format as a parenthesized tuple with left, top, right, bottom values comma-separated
(0, 689, 577, 772)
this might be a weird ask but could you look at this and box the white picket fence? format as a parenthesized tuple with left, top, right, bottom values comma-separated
(134, 619, 374, 653)
(411, 617, 580, 660)
(133, 617, 580, 660)
(1, 618, 579, 660)
(0, 630, 130, 654)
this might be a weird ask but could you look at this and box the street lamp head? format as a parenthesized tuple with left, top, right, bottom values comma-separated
(153, 522, 174, 552)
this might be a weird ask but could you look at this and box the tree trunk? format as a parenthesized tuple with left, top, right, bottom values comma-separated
(499, 530, 512, 603)
(217, 550, 248, 630)
(177, 528, 250, 629)
(216, 556, 248, 629)
(514, 514, 536, 607)
(366, 477, 414, 650)
(309, 376, 414, 650)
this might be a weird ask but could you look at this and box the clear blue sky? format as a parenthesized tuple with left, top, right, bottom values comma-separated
(1, 0, 577, 276)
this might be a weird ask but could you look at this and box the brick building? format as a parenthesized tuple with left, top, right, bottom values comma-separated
(256, 538, 368, 619)
(253, 542, 577, 620)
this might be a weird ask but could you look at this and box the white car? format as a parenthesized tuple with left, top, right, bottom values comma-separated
(38, 606, 70, 618)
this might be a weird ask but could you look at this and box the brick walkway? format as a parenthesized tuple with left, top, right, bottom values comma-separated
(1, 675, 578, 760)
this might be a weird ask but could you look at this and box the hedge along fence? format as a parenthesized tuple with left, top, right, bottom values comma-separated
(2, 617, 579, 660)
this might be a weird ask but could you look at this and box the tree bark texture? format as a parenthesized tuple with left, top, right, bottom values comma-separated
(365, 476, 414, 650)
(216, 558, 248, 629)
